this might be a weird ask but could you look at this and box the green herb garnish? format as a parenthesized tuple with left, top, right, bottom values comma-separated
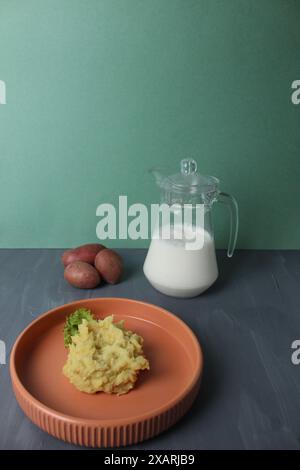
(63, 308, 94, 347)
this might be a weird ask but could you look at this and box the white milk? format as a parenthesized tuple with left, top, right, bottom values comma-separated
(143, 225, 218, 297)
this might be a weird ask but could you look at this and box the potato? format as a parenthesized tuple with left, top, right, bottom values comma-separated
(64, 261, 101, 289)
(62, 243, 105, 267)
(94, 249, 123, 284)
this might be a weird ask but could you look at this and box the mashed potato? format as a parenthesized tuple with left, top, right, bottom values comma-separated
(63, 315, 149, 395)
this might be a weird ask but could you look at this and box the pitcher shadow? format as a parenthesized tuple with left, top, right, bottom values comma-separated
(204, 249, 250, 296)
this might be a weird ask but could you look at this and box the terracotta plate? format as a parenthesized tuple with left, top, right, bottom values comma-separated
(10, 298, 203, 447)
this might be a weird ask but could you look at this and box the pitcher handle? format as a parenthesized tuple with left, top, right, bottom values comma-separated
(218, 192, 239, 258)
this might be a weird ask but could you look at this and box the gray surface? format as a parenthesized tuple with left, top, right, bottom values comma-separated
(0, 249, 300, 450)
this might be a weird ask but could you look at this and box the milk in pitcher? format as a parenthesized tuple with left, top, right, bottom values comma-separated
(143, 224, 218, 297)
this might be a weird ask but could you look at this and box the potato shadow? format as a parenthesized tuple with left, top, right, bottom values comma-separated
(115, 248, 144, 283)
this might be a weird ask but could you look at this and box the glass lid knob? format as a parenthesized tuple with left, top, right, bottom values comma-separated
(181, 158, 197, 176)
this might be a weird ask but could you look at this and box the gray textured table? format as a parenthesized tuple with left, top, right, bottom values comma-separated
(0, 249, 300, 450)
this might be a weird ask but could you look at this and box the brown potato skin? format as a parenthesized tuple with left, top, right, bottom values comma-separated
(94, 249, 123, 284)
(62, 243, 105, 267)
(64, 261, 101, 289)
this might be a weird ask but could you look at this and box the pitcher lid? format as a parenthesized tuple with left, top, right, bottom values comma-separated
(157, 159, 219, 195)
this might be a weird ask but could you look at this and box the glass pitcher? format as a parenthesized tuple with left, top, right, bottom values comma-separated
(143, 158, 238, 297)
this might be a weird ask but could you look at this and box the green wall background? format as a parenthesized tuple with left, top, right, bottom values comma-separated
(0, 0, 299, 249)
